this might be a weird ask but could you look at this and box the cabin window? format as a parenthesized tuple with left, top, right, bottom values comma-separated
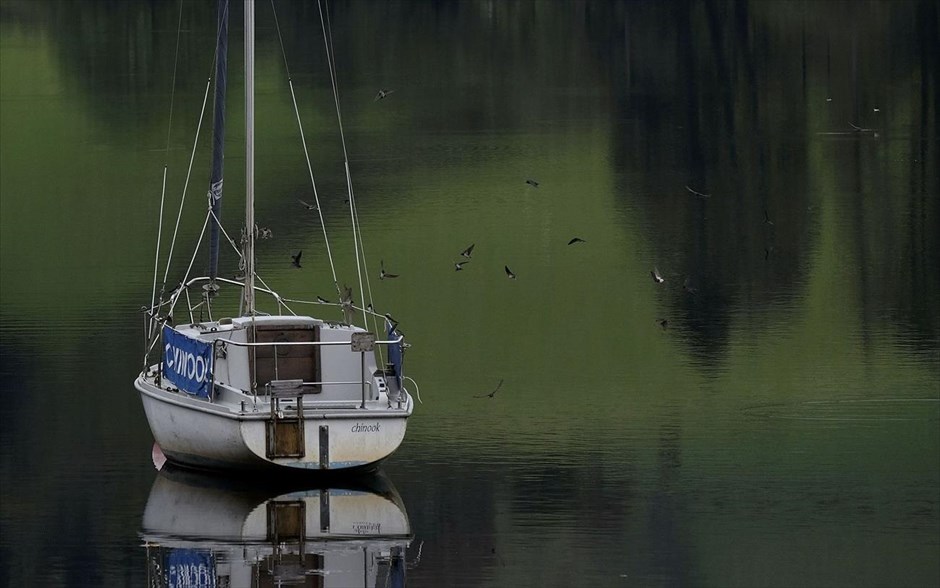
(251, 324, 319, 392)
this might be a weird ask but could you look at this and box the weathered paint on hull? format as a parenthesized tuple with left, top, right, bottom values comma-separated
(136, 376, 410, 472)
(239, 417, 408, 470)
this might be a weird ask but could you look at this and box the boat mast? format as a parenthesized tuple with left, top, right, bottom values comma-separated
(208, 0, 229, 283)
(242, 0, 256, 314)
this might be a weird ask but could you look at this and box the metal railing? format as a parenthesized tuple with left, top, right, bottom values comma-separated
(215, 335, 402, 409)
(143, 275, 393, 365)
(146, 274, 406, 412)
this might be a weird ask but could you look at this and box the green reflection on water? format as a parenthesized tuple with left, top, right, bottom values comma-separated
(1, 1, 937, 587)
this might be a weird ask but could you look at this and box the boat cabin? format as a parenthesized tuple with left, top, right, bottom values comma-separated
(165, 315, 397, 405)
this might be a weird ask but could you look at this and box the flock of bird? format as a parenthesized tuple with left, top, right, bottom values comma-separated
(281, 88, 779, 398)
(230, 88, 789, 404)
(287, 175, 588, 286)
(378, 239, 585, 282)
(283, 167, 594, 399)
(283, 175, 716, 396)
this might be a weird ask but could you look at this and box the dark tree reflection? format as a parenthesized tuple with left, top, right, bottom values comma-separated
(586, 0, 938, 363)
(7, 0, 935, 352)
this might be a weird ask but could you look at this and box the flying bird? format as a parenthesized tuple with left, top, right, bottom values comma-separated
(291, 250, 303, 268)
(379, 260, 399, 280)
(459, 243, 475, 259)
(525, 179, 540, 188)
(650, 268, 664, 283)
(474, 379, 504, 398)
(455, 261, 469, 271)
(685, 185, 710, 198)
(298, 199, 318, 211)
(374, 89, 395, 101)
(567, 237, 586, 245)
(505, 265, 516, 279)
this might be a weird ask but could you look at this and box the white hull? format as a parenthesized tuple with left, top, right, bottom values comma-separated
(137, 372, 411, 472)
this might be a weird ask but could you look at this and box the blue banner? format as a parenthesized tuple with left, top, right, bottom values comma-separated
(167, 549, 216, 588)
(163, 326, 213, 398)
(386, 320, 403, 388)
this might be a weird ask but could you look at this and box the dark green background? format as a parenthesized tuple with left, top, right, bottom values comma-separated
(1, 1, 937, 586)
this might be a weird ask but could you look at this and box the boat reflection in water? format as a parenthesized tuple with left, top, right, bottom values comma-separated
(140, 464, 414, 587)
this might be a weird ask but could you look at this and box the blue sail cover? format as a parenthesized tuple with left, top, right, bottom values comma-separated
(386, 320, 403, 388)
(167, 549, 216, 588)
(207, 0, 228, 281)
(163, 326, 213, 398)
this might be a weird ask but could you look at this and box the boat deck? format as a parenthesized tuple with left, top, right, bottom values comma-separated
(138, 370, 412, 420)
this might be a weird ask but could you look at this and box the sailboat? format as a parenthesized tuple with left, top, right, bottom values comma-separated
(135, 0, 415, 472)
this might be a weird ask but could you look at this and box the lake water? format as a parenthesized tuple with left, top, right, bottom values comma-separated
(1, 1, 938, 586)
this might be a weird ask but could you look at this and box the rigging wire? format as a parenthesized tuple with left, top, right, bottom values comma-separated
(319, 0, 386, 366)
(316, 0, 366, 320)
(156, 4, 232, 333)
(160, 79, 212, 292)
(208, 207, 244, 261)
(269, 0, 385, 342)
(166, 210, 212, 321)
(270, 0, 343, 305)
(208, 207, 298, 318)
(317, 0, 382, 341)
(148, 0, 185, 343)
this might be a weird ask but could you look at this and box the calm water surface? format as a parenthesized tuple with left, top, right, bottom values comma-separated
(1, 1, 938, 586)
